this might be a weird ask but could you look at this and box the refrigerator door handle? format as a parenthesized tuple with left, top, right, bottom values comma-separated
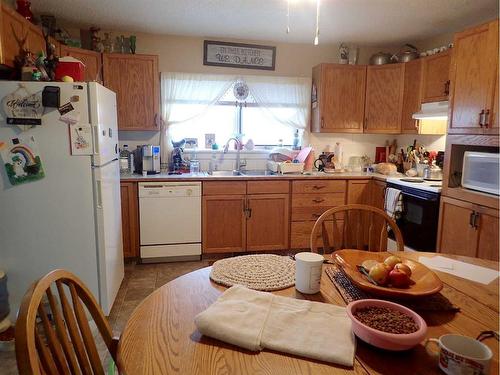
(92, 124, 100, 155)
(96, 180, 103, 209)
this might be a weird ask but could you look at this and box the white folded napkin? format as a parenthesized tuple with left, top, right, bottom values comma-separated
(194, 285, 356, 367)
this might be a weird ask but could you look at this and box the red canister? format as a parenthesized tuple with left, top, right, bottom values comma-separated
(55, 56, 86, 82)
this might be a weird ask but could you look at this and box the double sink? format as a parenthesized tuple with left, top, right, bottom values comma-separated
(208, 170, 277, 177)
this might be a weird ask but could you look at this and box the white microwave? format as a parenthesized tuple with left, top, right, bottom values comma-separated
(462, 152, 500, 195)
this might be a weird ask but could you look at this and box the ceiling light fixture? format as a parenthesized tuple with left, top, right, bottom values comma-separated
(286, 0, 290, 34)
(314, 0, 320, 45)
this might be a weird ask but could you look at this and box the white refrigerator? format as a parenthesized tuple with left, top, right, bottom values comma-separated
(0, 81, 124, 317)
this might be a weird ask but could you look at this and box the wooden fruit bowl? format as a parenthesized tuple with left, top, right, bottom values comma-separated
(332, 250, 443, 299)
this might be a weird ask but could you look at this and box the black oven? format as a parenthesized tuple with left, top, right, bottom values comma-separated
(387, 183, 440, 251)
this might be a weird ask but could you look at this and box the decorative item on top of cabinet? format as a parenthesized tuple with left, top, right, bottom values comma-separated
(102, 53, 159, 131)
(401, 59, 422, 134)
(420, 50, 451, 103)
(60, 45, 102, 82)
(437, 196, 499, 261)
(311, 64, 366, 133)
(364, 63, 405, 134)
(448, 19, 499, 135)
(120, 182, 139, 258)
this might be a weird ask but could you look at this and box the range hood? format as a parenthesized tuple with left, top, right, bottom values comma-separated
(412, 101, 449, 120)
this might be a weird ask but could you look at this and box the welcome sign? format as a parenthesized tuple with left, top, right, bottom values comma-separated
(2, 89, 43, 126)
(204, 40, 276, 70)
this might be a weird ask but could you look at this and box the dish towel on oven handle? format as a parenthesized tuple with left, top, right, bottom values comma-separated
(385, 187, 403, 220)
(194, 285, 356, 367)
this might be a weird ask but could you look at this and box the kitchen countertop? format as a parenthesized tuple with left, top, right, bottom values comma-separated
(120, 171, 392, 182)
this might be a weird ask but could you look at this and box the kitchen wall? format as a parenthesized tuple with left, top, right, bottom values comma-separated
(60, 24, 446, 170)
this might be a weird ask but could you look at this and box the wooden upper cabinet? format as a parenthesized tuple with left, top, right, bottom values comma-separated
(102, 53, 159, 131)
(311, 64, 366, 133)
(420, 51, 451, 103)
(26, 23, 45, 55)
(364, 63, 405, 133)
(246, 194, 289, 251)
(60, 45, 102, 82)
(1, 4, 26, 66)
(401, 59, 422, 134)
(449, 19, 499, 135)
(484, 69, 499, 135)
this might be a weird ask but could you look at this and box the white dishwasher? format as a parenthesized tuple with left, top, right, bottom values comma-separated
(139, 182, 201, 262)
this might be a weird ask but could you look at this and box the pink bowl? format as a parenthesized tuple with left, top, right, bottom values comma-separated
(346, 299, 428, 351)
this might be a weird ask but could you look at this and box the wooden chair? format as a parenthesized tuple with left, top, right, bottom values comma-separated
(15, 269, 120, 375)
(310, 204, 404, 253)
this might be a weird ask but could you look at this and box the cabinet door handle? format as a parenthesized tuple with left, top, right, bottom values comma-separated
(444, 80, 450, 96)
(312, 198, 325, 203)
(312, 185, 325, 190)
(473, 212, 480, 229)
(469, 211, 475, 228)
(312, 213, 321, 219)
(321, 118, 325, 128)
(484, 109, 490, 128)
(479, 110, 485, 127)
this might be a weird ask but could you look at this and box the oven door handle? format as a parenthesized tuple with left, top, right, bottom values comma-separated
(400, 191, 438, 202)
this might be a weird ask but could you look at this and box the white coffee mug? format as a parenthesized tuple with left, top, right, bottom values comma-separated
(425, 334, 493, 375)
(295, 252, 324, 294)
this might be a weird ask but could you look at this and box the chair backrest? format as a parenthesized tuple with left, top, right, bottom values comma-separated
(15, 269, 119, 375)
(310, 204, 404, 253)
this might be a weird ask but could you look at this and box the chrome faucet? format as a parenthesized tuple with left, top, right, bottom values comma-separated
(223, 137, 244, 174)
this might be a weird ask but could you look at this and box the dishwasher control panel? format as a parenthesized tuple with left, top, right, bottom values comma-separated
(138, 182, 201, 198)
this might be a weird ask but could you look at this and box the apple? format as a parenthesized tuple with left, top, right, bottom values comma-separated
(394, 263, 412, 277)
(368, 263, 389, 285)
(384, 255, 402, 270)
(389, 269, 411, 288)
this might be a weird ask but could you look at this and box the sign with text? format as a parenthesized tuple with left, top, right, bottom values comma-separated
(203, 40, 276, 70)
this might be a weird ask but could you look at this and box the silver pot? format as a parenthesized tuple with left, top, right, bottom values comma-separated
(391, 44, 420, 63)
(369, 52, 392, 65)
(423, 165, 443, 181)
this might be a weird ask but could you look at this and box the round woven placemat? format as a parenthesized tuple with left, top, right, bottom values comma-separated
(210, 254, 296, 291)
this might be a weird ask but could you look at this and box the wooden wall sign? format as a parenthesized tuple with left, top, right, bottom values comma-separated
(203, 40, 276, 70)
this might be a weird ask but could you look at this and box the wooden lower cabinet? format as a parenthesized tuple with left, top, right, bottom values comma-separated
(347, 180, 372, 204)
(246, 194, 289, 251)
(120, 182, 139, 258)
(202, 195, 246, 253)
(290, 220, 344, 250)
(202, 180, 290, 253)
(370, 180, 386, 210)
(437, 196, 499, 261)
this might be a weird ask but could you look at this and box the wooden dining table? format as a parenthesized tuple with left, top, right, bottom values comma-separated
(117, 251, 499, 375)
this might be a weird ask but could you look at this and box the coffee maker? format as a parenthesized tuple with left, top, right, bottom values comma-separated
(133, 145, 161, 174)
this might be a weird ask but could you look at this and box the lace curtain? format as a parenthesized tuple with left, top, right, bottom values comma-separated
(160, 72, 311, 164)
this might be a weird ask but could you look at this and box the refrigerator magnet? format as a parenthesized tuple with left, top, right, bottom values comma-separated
(0, 135, 45, 186)
(69, 123, 93, 156)
(59, 111, 80, 125)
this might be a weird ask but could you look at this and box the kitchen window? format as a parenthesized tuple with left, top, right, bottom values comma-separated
(162, 73, 310, 148)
